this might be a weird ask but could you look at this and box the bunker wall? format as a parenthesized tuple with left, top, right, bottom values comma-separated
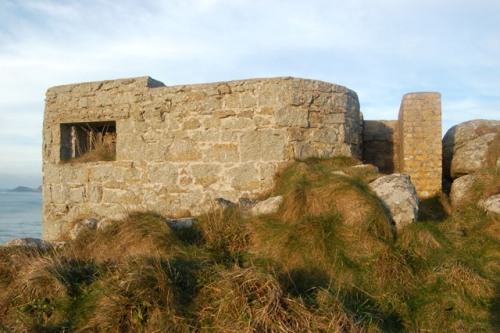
(42, 76, 362, 240)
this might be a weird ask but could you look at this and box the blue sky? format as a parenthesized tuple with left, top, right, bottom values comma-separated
(0, 0, 499, 188)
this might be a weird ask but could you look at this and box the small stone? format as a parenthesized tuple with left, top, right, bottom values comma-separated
(449, 175, 477, 207)
(215, 197, 236, 209)
(351, 164, 379, 173)
(369, 174, 419, 230)
(480, 194, 500, 215)
(251, 196, 283, 216)
(97, 218, 114, 230)
(167, 218, 196, 230)
(3, 238, 53, 250)
(238, 197, 259, 210)
(69, 218, 99, 240)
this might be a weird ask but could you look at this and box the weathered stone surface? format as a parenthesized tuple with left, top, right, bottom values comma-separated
(449, 174, 477, 207)
(443, 119, 500, 179)
(167, 218, 196, 230)
(97, 218, 114, 230)
(238, 198, 259, 210)
(369, 174, 419, 230)
(349, 164, 379, 174)
(69, 218, 99, 240)
(397, 93, 442, 197)
(251, 196, 283, 216)
(3, 237, 53, 250)
(362, 93, 442, 198)
(480, 194, 500, 215)
(215, 197, 236, 209)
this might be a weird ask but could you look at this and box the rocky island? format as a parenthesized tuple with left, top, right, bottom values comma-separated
(8, 186, 42, 193)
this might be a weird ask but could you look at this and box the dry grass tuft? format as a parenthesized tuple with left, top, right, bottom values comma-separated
(398, 225, 443, 260)
(83, 256, 191, 332)
(0, 251, 100, 330)
(411, 261, 496, 332)
(195, 266, 355, 332)
(63, 211, 182, 262)
(272, 159, 393, 243)
(197, 207, 250, 263)
(67, 143, 116, 163)
(486, 132, 500, 167)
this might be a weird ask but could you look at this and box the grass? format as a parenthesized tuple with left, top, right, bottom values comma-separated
(0, 157, 498, 332)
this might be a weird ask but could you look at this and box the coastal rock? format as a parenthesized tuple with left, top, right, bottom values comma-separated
(97, 218, 114, 230)
(238, 197, 259, 210)
(69, 218, 99, 240)
(3, 237, 53, 250)
(167, 218, 196, 230)
(443, 119, 500, 179)
(369, 174, 419, 230)
(480, 194, 500, 215)
(215, 197, 236, 209)
(350, 164, 379, 173)
(449, 174, 477, 207)
(251, 196, 283, 216)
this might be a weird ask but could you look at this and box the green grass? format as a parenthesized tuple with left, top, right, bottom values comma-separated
(0, 157, 498, 332)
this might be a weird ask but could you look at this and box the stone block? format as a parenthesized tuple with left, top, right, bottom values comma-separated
(192, 164, 221, 187)
(204, 143, 240, 163)
(240, 130, 286, 162)
(165, 139, 202, 162)
(228, 164, 261, 191)
(275, 107, 309, 128)
(147, 164, 179, 188)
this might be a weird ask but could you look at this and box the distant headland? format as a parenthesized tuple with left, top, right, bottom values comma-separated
(8, 186, 42, 193)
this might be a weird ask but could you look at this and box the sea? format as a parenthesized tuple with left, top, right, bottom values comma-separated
(0, 189, 42, 245)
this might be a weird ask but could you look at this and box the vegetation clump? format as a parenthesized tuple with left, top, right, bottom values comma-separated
(0, 157, 498, 332)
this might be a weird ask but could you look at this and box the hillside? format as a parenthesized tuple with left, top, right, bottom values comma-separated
(0, 157, 498, 332)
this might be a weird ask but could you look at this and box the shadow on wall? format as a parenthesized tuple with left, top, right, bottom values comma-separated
(363, 121, 397, 174)
(442, 126, 456, 181)
(441, 126, 456, 194)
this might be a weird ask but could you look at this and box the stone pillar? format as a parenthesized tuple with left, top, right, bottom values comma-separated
(398, 93, 442, 197)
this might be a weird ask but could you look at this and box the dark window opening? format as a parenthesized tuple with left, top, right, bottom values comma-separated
(60, 121, 116, 162)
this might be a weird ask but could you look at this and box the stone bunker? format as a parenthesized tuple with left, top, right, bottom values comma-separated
(42, 76, 441, 241)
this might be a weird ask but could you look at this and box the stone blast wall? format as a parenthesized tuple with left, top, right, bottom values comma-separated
(362, 93, 441, 198)
(43, 76, 362, 241)
(397, 93, 442, 197)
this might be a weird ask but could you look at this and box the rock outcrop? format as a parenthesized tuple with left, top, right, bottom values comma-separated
(449, 174, 477, 207)
(3, 237, 53, 250)
(480, 194, 500, 216)
(369, 174, 419, 230)
(69, 218, 99, 240)
(167, 218, 196, 230)
(250, 196, 283, 216)
(443, 119, 500, 179)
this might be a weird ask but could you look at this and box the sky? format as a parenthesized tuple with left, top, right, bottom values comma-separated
(0, 0, 499, 188)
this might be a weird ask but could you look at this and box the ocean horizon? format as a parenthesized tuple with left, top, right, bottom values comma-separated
(0, 189, 42, 245)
